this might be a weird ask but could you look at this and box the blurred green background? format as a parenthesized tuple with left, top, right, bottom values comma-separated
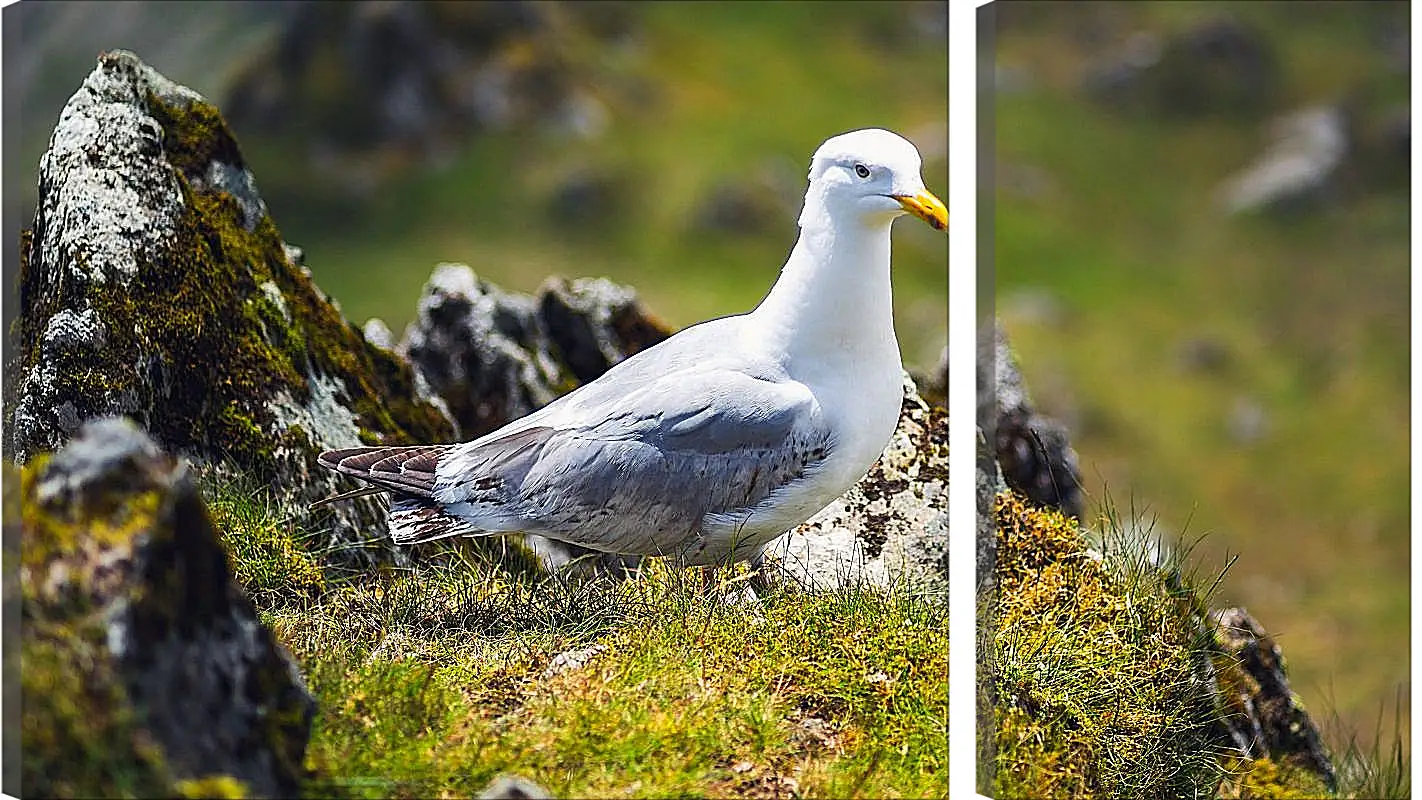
(6, 0, 948, 372)
(990, 0, 1408, 754)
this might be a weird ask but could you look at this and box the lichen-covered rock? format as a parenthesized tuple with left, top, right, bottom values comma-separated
(979, 321, 1084, 522)
(1211, 607, 1337, 792)
(761, 374, 948, 593)
(398, 263, 671, 440)
(19, 417, 313, 798)
(983, 345, 1336, 796)
(6, 50, 455, 566)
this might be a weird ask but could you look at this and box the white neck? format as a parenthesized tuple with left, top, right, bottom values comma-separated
(750, 199, 901, 375)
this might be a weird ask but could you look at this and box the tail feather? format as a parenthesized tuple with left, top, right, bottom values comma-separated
(317, 445, 447, 498)
(316, 437, 545, 547)
(389, 496, 487, 545)
(309, 485, 386, 509)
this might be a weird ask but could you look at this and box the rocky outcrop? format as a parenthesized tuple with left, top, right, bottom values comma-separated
(978, 322, 1084, 523)
(6, 50, 456, 567)
(761, 374, 948, 594)
(980, 334, 1337, 794)
(19, 417, 313, 798)
(1211, 607, 1337, 792)
(394, 263, 671, 440)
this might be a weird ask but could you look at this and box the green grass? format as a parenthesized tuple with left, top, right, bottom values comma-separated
(989, 491, 1408, 799)
(1325, 695, 1412, 800)
(991, 0, 1408, 758)
(238, 1, 949, 370)
(208, 480, 948, 798)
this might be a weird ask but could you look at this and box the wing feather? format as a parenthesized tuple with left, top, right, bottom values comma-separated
(315, 341, 839, 559)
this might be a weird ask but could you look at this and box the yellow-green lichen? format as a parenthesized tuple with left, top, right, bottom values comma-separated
(990, 492, 1226, 799)
(19, 453, 314, 798)
(21, 629, 177, 797)
(18, 457, 176, 797)
(175, 775, 250, 799)
(1218, 756, 1334, 799)
(989, 492, 1341, 798)
(18, 454, 163, 592)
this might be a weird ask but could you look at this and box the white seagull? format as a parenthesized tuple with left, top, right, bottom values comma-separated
(318, 128, 947, 568)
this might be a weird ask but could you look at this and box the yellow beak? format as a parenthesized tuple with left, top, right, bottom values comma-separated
(893, 190, 948, 231)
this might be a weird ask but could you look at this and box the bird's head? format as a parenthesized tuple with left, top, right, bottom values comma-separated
(803, 128, 947, 232)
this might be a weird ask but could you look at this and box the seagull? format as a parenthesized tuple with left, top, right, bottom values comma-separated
(317, 128, 947, 569)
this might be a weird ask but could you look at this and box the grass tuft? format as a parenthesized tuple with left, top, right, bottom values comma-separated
(990, 491, 1232, 799)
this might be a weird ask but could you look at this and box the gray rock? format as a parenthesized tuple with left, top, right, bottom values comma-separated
(7, 51, 456, 569)
(1211, 608, 1336, 792)
(20, 417, 314, 798)
(398, 263, 568, 439)
(1176, 335, 1230, 374)
(1227, 396, 1270, 444)
(361, 317, 397, 351)
(761, 374, 948, 594)
(975, 427, 1005, 596)
(39, 307, 107, 358)
(542, 643, 609, 679)
(978, 320, 1085, 522)
(1220, 105, 1350, 215)
(693, 179, 791, 236)
(398, 263, 670, 440)
(547, 169, 626, 228)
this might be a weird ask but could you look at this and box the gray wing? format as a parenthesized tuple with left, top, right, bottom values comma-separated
(430, 366, 835, 554)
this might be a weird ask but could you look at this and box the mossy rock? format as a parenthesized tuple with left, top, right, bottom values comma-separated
(19, 417, 313, 798)
(6, 50, 456, 567)
(987, 492, 1338, 798)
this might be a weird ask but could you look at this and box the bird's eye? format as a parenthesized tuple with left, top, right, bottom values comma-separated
(854, 163, 871, 179)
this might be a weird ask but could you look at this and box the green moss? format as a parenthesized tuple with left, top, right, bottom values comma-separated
(145, 92, 246, 183)
(18, 453, 163, 586)
(22, 628, 176, 797)
(989, 492, 1347, 798)
(18, 457, 176, 796)
(15, 84, 454, 482)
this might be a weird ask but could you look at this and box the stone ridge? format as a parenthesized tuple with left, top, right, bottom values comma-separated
(7, 50, 456, 566)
